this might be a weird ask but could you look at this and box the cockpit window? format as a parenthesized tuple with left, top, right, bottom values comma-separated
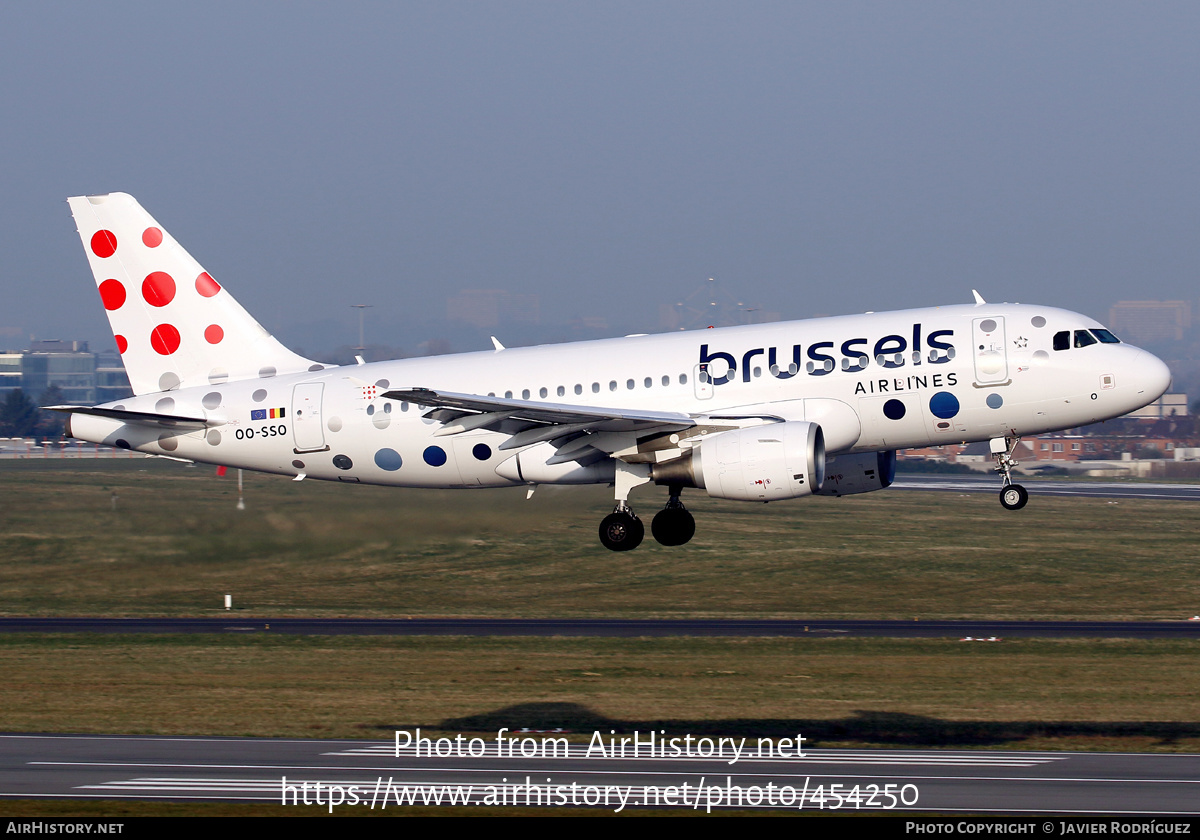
(1091, 328, 1120, 344)
(1053, 331, 1070, 351)
(1074, 329, 1098, 348)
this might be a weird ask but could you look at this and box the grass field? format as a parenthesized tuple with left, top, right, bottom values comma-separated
(1, 459, 1199, 761)
(2, 634, 1199, 752)
(0, 458, 1198, 620)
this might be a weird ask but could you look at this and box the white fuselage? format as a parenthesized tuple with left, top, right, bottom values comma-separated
(67, 302, 1171, 489)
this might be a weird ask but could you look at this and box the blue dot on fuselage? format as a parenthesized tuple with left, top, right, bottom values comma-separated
(883, 399, 906, 420)
(423, 445, 447, 467)
(986, 393, 1003, 409)
(472, 443, 492, 461)
(928, 391, 960, 419)
(374, 448, 403, 471)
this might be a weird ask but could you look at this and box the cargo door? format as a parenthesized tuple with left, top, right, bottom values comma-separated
(857, 393, 926, 449)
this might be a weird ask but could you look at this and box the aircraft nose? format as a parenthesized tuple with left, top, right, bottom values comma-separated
(1134, 351, 1172, 402)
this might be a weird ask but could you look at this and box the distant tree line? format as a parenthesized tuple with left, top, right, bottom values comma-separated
(0, 387, 66, 439)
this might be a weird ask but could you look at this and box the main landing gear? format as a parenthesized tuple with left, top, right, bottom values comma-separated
(991, 435, 1028, 511)
(599, 504, 644, 552)
(597, 472, 696, 551)
(597, 495, 697, 551)
(651, 487, 695, 546)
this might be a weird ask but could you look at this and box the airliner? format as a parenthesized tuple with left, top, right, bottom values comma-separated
(54, 193, 1172, 551)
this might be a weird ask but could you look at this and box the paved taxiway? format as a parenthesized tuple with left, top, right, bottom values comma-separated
(2, 734, 1196, 814)
(4, 617, 1200, 637)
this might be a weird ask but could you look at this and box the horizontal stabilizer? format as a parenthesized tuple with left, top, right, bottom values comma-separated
(44, 405, 211, 429)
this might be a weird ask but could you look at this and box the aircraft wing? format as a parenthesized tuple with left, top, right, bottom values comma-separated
(381, 388, 692, 428)
(380, 387, 697, 456)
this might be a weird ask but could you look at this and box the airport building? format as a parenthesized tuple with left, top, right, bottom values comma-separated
(0, 341, 131, 405)
(1108, 300, 1192, 345)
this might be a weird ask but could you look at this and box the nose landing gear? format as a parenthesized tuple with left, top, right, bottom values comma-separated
(991, 435, 1028, 510)
(999, 483, 1029, 510)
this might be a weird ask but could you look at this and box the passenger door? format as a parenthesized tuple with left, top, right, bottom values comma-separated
(291, 383, 328, 452)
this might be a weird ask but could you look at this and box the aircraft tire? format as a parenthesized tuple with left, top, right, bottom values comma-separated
(599, 511, 644, 551)
(651, 507, 696, 546)
(999, 484, 1029, 511)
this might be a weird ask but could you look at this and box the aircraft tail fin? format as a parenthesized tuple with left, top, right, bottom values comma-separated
(67, 192, 325, 396)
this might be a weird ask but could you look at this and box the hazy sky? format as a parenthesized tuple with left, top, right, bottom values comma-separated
(3, 2, 1199, 354)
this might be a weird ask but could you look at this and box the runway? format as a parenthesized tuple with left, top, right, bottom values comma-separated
(1, 734, 1196, 814)
(893, 474, 1200, 501)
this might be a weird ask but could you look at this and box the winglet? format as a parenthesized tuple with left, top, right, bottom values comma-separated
(972, 290, 987, 305)
(490, 336, 505, 351)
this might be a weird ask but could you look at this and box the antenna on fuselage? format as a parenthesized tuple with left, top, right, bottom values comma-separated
(972, 290, 987, 305)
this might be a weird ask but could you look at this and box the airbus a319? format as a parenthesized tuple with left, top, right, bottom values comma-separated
(54, 193, 1172, 550)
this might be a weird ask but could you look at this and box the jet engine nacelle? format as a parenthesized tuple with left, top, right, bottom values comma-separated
(817, 450, 896, 497)
(652, 421, 825, 501)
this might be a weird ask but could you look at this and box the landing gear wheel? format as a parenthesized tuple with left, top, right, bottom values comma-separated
(599, 510, 644, 551)
(999, 484, 1028, 511)
(651, 507, 696, 546)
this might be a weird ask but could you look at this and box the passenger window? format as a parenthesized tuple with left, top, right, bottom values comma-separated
(626, 379, 635, 390)
(680, 373, 688, 384)
(575, 384, 582, 395)
(644, 377, 652, 388)
(662, 375, 669, 386)
(592, 382, 600, 393)
(539, 387, 547, 398)
(1074, 330, 1097, 348)
(609, 380, 617, 391)
(1053, 331, 1070, 351)
(504, 390, 513, 399)
(557, 386, 565, 397)
(522, 389, 531, 399)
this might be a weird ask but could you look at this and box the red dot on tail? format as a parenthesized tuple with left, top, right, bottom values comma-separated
(204, 324, 224, 344)
(142, 272, 176, 307)
(142, 227, 163, 248)
(115, 335, 128, 354)
(195, 272, 221, 297)
(150, 324, 181, 355)
(98, 279, 126, 311)
(90, 230, 117, 258)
